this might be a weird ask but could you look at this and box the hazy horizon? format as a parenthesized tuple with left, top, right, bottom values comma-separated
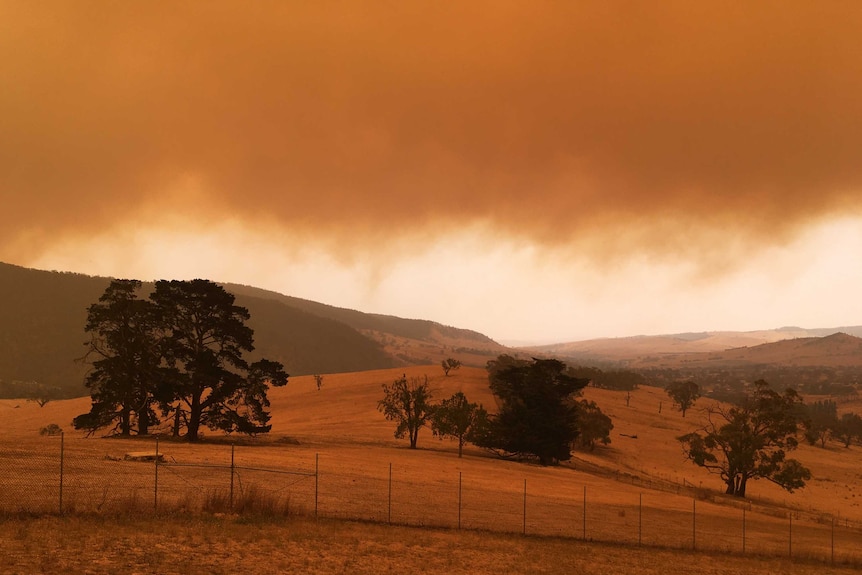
(3, 2, 862, 342)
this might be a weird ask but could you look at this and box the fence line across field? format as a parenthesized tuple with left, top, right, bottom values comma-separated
(0, 435, 859, 566)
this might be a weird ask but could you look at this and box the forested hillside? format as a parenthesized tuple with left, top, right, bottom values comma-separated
(0, 263, 504, 398)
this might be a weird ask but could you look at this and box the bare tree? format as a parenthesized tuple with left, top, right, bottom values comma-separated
(378, 374, 433, 449)
(441, 358, 462, 376)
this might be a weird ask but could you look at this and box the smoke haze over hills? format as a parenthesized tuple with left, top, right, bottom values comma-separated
(3, 2, 862, 341)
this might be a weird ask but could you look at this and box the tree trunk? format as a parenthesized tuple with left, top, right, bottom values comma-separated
(187, 394, 202, 441)
(725, 477, 736, 495)
(137, 409, 150, 435)
(120, 406, 131, 436)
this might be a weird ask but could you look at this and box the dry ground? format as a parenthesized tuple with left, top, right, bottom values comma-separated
(3, 365, 862, 568)
(0, 515, 859, 575)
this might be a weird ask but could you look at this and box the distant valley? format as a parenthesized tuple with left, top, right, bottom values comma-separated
(3, 260, 862, 400)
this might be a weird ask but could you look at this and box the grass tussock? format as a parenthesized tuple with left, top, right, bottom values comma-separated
(201, 485, 294, 517)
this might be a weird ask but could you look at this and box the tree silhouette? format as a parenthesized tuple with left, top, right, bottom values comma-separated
(574, 400, 613, 451)
(151, 279, 288, 441)
(431, 391, 488, 457)
(441, 358, 462, 376)
(479, 357, 588, 465)
(74, 279, 163, 436)
(666, 380, 701, 417)
(678, 380, 810, 497)
(378, 374, 433, 449)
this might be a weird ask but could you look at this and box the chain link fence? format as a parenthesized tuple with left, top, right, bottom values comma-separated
(1, 435, 860, 565)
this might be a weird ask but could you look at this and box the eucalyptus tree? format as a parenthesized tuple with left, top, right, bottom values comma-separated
(679, 380, 810, 497)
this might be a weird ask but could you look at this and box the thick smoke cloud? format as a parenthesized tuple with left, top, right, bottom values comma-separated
(2, 1, 861, 266)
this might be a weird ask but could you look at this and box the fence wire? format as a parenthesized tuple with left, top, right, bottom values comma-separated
(0, 436, 859, 566)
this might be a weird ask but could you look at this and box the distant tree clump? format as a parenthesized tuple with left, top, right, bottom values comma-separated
(803, 399, 839, 448)
(430, 391, 488, 457)
(678, 380, 810, 498)
(25, 382, 58, 408)
(569, 366, 644, 391)
(833, 412, 862, 448)
(477, 356, 590, 466)
(39, 423, 63, 436)
(74, 279, 288, 441)
(378, 374, 434, 449)
(441, 358, 462, 376)
(666, 380, 701, 418)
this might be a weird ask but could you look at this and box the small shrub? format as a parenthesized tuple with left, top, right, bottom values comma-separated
(40, 423, 62, 436)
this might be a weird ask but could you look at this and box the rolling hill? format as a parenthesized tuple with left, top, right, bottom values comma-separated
(528, 327, 862, 368)
(0, 262, 508, 398)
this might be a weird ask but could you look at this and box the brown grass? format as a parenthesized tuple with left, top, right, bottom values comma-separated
(0, 515, 859, 575)
(3, 365, 862, 569)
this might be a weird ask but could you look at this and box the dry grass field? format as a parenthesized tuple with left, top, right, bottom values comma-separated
(2, 515, 860, 575)
(3, 365, 862, 573)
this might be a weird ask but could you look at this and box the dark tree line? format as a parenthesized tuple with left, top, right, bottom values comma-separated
(377, 375, 487, 456)
(378, 356, 614, 463)
(802, 399, 862, 448)
(74, 279, 288, 441)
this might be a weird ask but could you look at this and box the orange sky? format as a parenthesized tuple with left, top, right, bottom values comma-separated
(2, 2, 862, 342)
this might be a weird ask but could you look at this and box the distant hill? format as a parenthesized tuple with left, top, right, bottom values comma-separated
(629, 331, 862, 370)
(527, 327, 862, 367)
(0, 262, 508, 398)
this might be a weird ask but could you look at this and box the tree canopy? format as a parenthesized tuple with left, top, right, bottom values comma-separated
(74, 279, 288, 440)
(678, 380, 810, 497)
(574, 399, 614, 451)
(378, 374, 433, 449)
(441, 358, 462, 376)
(430, 391, 488, 457)
(802, 399, 838, 448)
(73, 279, 164, 436)
(478, 356, 589, 465)
(666, 380, 701, 418)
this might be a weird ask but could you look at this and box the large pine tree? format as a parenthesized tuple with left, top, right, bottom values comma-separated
(152, 279, 288, 441)
(479, 356, 589, 465)
(74, 279, 163, 435)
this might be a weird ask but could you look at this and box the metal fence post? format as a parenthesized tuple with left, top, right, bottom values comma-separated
(154, 436, 159, 512)
(315, 453, 319, 519)
(742, 507, 746, 554)
(692, 498, 696, 551)
(458, 471, 462, 530)
(583, 486, 587, 541)
(59, 432, 64, 515)
(388, 463, 392, 525)
(230, 443, 236, 512)
(522, 479, 527, 535)
(788, 513, 792, 558)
